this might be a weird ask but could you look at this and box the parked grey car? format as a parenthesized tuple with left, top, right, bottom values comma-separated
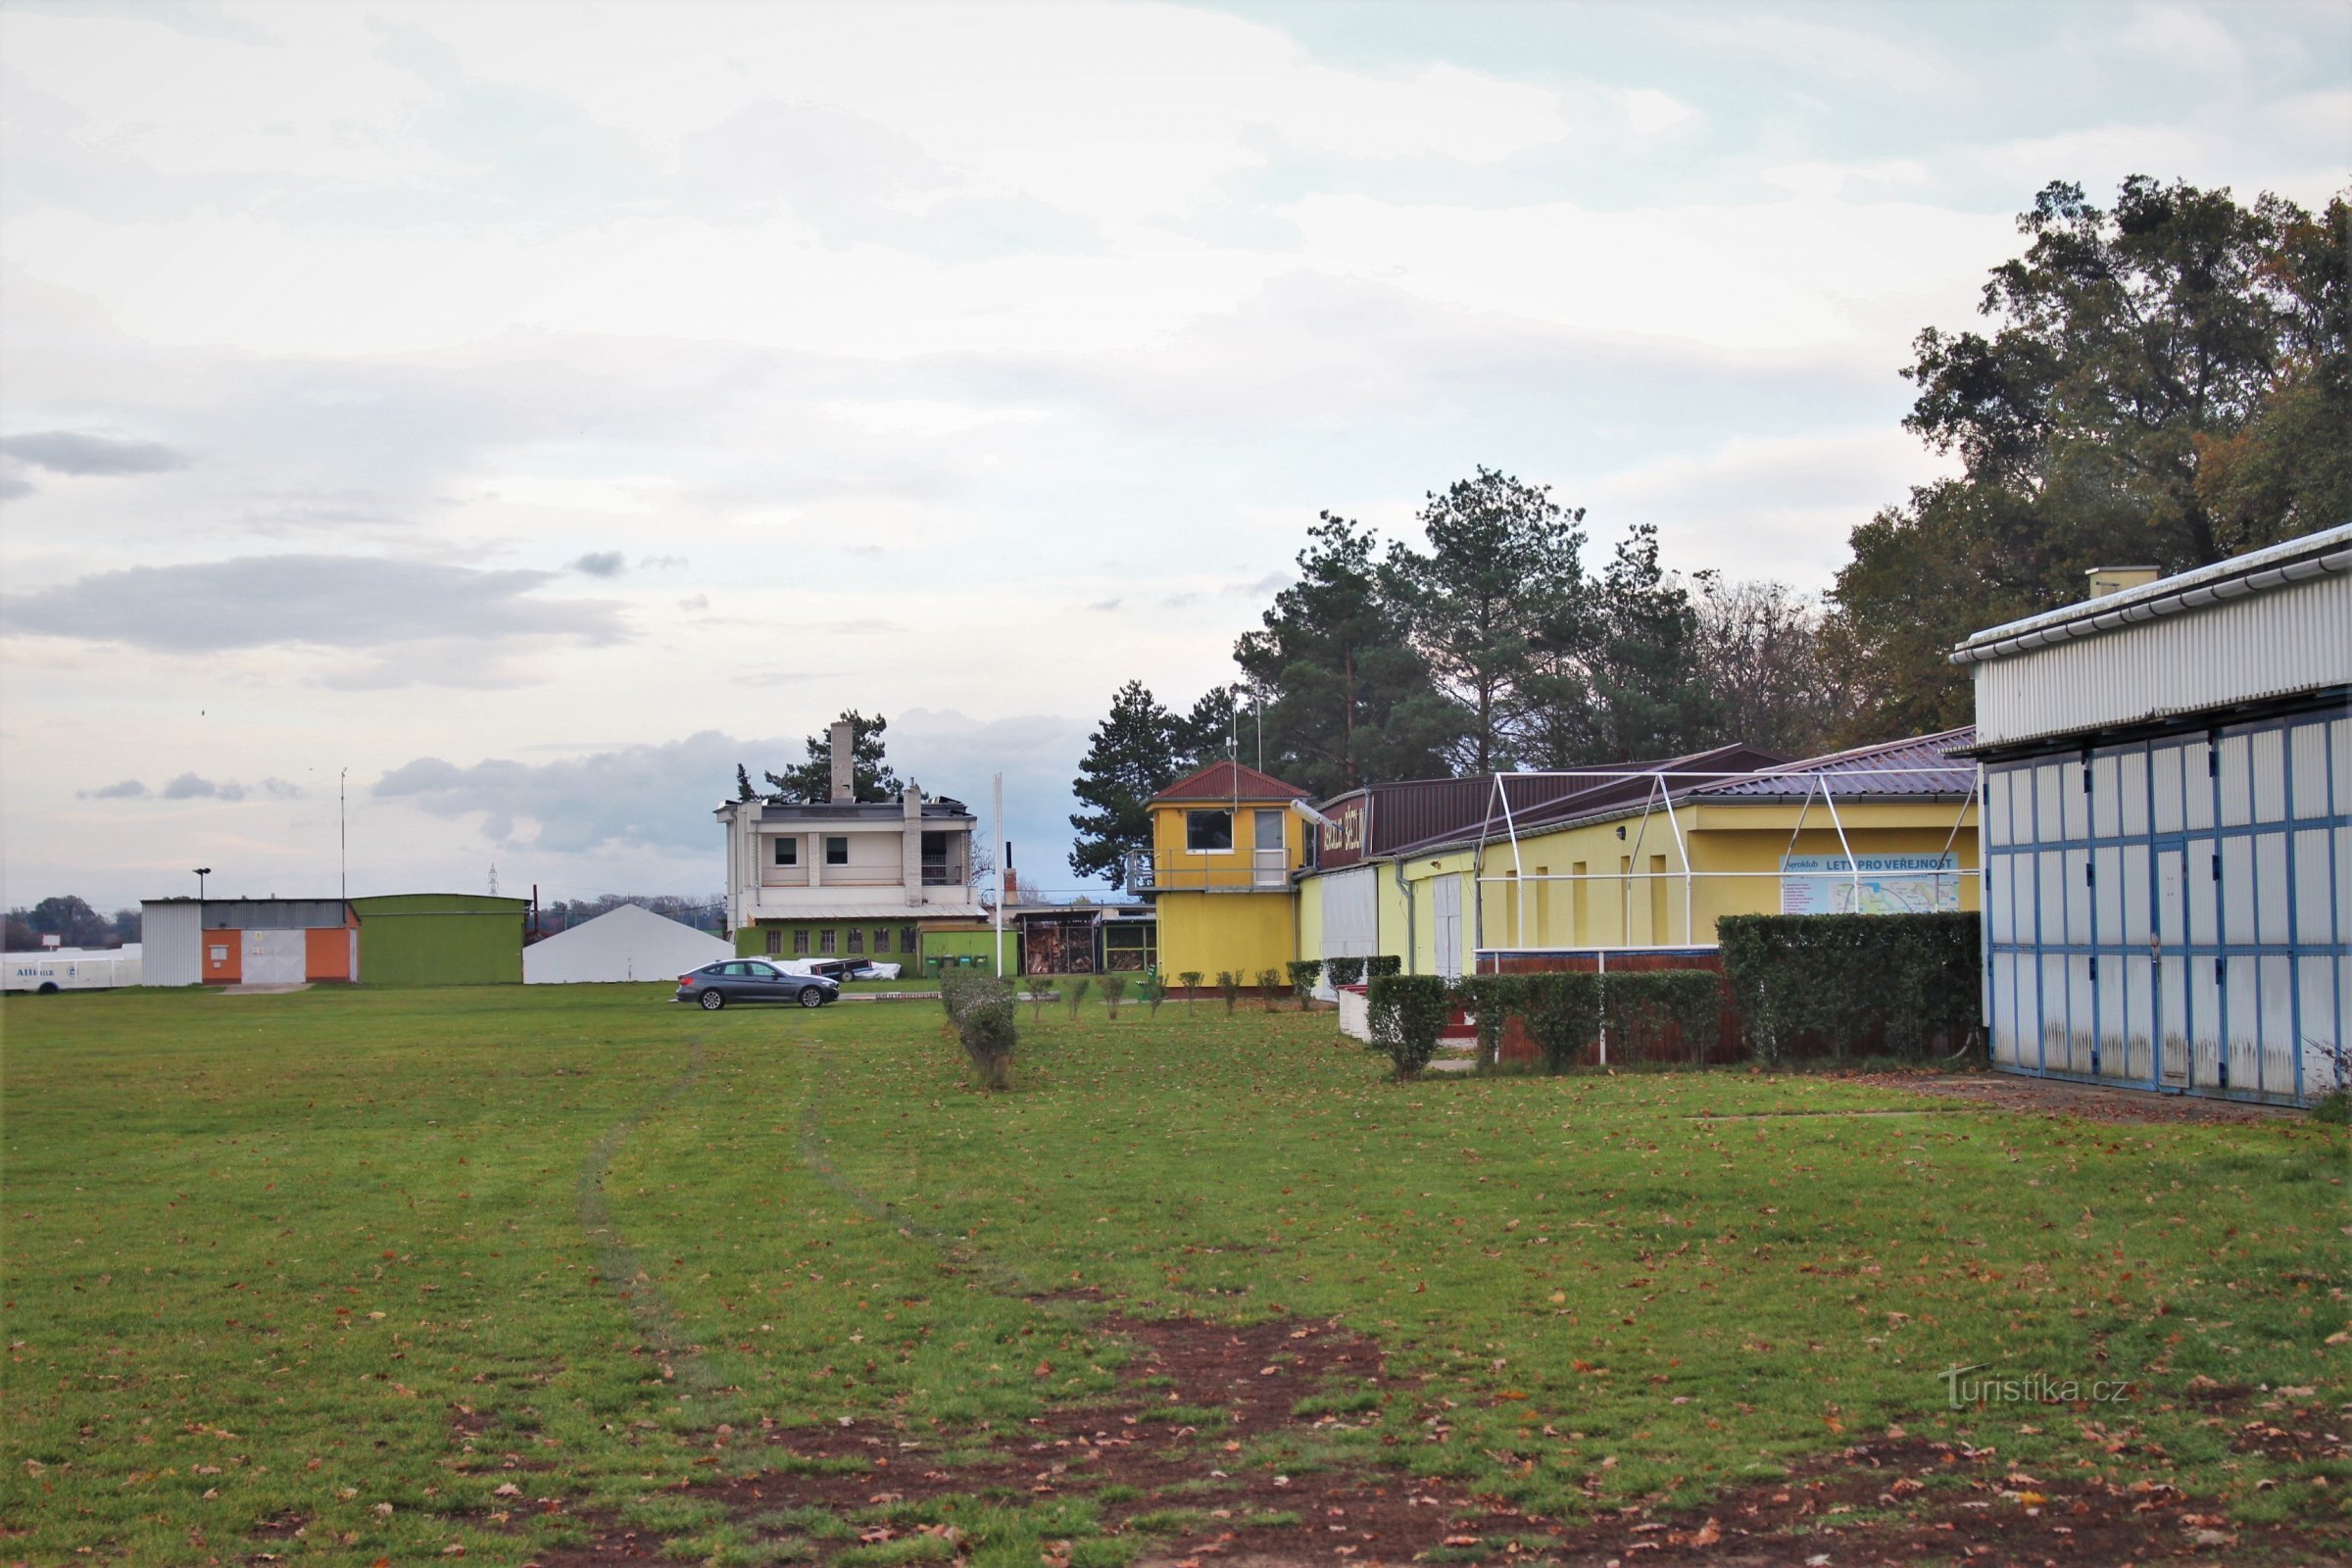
(673, 959, 838, 1010)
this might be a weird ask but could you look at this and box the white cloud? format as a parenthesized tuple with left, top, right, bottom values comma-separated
(1586, 427, 1962, 588)
(1615, 87, 1700, 139)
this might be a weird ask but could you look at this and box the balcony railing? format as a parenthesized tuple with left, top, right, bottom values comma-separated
(1125, 852, 1290, 892)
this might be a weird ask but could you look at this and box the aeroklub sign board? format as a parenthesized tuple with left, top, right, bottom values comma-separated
(1779, 854, 1961, 916)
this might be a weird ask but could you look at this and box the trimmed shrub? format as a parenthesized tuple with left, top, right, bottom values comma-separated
(1064, 974, 1093, 1019)
(1603, 970, 1722, 1066)
(1286, 958, 1323, 1006)
(1324, 956, 1367, 988)
(1718, 912, 1981, 1063)
(1101, 974, 1128, 1016)
(1367, 974, 1451, 1080)
(1365, 956, 1402, 979)
(1215, 970, 1243, 1013)
(1454, 974, 1527, 1067)
(1521, 971, 1602, 1073)
(1142, 972, 1167, 1016)
(1255, 968, 1284, 1011)
(1177, 970, 1204, 1005)
(952, 975, 1019, 1090)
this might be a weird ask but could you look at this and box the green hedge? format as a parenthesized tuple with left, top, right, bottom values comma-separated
(1365, 955, 1402, 979)
(1519, 971, 1603, 1073)
(1718, 912, 1982, 1063)
(1602, 970, 1722, 1065)
(1454, 974, 1526, 1067)
(1367, 974, 1451, 1079)
(1325, 956, 1366, 988)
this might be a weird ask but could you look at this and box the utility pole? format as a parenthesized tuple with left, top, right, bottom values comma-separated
(339, 767, 348, 905)
(992, 772, 1005, 979)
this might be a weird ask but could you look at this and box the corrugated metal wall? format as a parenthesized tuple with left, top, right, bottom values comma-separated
(1984, 709, 2350, 1104)
(1976, 573, 2352, 748)
(140, 901, 202, 986)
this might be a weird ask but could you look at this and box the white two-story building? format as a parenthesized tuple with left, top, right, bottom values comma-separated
(715, 722, 992, 967)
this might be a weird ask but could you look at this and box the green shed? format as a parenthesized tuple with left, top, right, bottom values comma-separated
(351, 894, 527, 986)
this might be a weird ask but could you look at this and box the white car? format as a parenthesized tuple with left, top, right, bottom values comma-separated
(774, 957, 901, 982)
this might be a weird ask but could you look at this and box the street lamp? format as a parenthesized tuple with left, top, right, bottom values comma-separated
(193, 866, 212, 903)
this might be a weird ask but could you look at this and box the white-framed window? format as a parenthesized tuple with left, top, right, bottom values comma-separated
(1186, 808, 1233, 852)
(825, 836, 850, 865)
(774, 837, 799, 866)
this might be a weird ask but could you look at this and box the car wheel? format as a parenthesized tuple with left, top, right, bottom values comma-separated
(36, 982, 59, 995)
(798, 986, 826, 1008)
(699, 989, 726, 1010)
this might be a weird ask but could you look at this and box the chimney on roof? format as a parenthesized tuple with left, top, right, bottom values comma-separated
(829, 720, 855, 803)
(2085, 565, 2161, 601)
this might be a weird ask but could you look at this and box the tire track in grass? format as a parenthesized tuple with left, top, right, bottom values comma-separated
(574, 1036, 726, 1396)
(795, 1064, 1087, 1317)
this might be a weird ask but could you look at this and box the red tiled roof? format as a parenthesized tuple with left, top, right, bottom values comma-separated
(1151, 759, 1312, 804)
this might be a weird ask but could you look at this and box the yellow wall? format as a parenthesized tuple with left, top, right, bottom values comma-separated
(1457, 799, 1979, 952)
(1149, 799, 1306, 890)
(1295, 872, 1324, 976)
(1149, 797, 1309, 982)
(1153, 890, 1298, 982)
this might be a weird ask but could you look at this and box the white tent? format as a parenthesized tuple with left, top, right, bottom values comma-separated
(523, 904, 734, 985)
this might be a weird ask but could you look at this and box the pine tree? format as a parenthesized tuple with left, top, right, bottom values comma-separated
(1387, 467, 1587, 772)
(1068, 681, 1186, 888)
(1235, 513, 1455, 796)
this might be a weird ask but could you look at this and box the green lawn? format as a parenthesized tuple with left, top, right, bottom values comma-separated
(2, 986, 2344, 1564)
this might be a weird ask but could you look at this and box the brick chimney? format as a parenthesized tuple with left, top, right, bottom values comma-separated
(828, 720, 855, 803)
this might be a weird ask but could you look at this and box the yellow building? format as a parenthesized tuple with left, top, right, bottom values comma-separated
(1133, 760, 1312, 989)
(1297, 731, 1981, 979)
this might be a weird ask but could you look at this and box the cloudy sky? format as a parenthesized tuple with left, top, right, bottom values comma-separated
(1, 0, 2344, 915)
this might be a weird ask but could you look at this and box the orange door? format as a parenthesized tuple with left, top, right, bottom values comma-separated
(305, 926, 352, 981)
(202, 931, 242, 983)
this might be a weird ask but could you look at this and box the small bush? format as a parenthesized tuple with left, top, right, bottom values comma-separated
(1142, 972, 1167, 1015)
(1254, 968, 1284, 1011)
(1368, 974, 1451, 1080)
(1215, 970, 1243, 1013)
(953, 976, 1019, 1090)
(1365, 955, 1402, 979)
(1286, 958, 1323, 1006)
(1101, 974, 1128, 1016)
(1177, 970, 1203, 1005)
(2312, 1090, 2352, 1126)
(1028, 977, 1050, 1019)
(1521, 971, 1601, 1072)
(1064, 974, 1094, 1019)
(1324, 956, 1366, 989)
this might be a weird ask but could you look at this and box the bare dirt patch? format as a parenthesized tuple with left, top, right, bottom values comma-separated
(1844, 1071, 2306, 1127)
(485, 1312, 2347, 1566)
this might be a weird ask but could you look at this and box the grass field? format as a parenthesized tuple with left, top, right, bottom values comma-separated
(2, 985, 2345, 1565)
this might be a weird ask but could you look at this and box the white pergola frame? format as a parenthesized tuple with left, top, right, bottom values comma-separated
(1469, 763, 1984, 956)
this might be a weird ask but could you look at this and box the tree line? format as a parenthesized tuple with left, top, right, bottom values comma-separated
(1070, 175, 2349, 886)
(6, 897, 139, 952)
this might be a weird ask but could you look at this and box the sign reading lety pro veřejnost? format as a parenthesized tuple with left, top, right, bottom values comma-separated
(1779, 855, 1960, 916)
